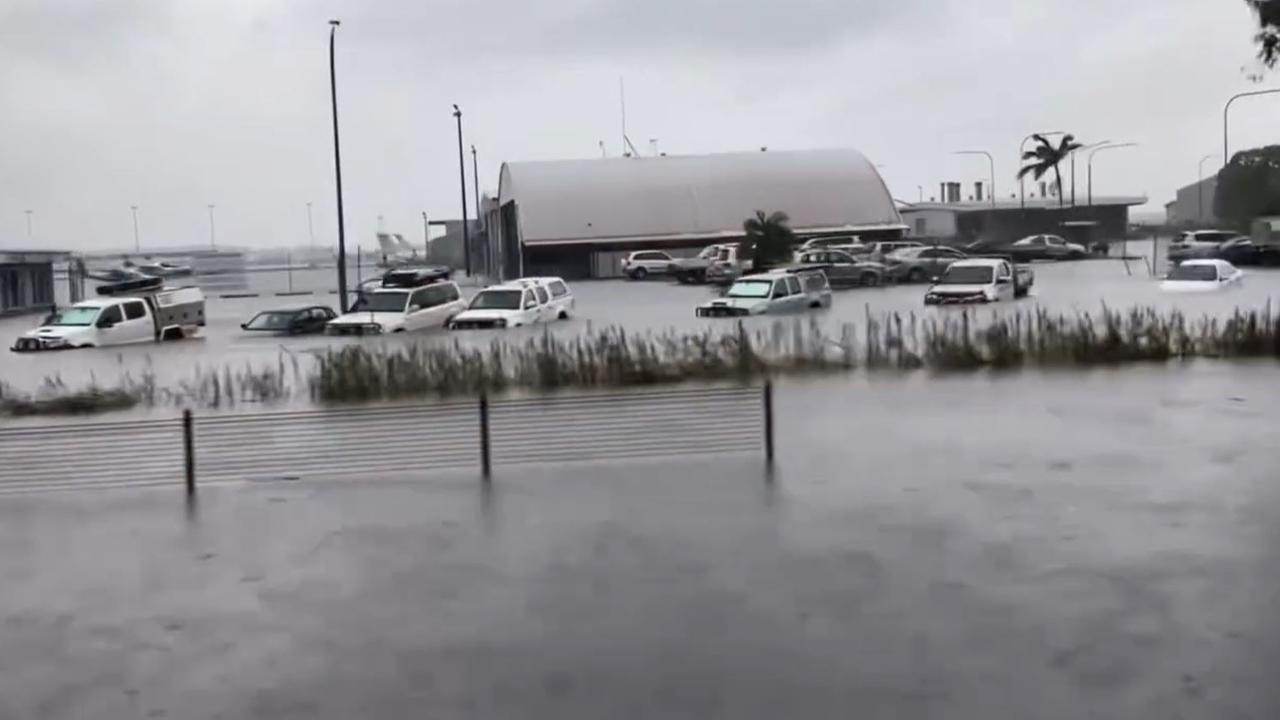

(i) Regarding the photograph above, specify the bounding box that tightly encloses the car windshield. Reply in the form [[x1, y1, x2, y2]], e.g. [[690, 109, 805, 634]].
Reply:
[[469, 289, 523, 310], [45, 306, 100, 326], [891, 248, 924, 259], [245, 311, 295, 330], [726, 280, 773, 298], [1168, 264, 1218, 281], [356, 291, 409, 313], [939, 266, 995, 284], [698, 246, 720, 259]]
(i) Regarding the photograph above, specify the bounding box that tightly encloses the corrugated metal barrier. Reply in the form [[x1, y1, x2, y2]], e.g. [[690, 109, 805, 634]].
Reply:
[[0, 384, 771, 495]]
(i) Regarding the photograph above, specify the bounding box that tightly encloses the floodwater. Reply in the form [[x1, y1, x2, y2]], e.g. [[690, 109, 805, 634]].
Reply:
[[2, 241, 1278, 398], [3, 366, 1280, 718]]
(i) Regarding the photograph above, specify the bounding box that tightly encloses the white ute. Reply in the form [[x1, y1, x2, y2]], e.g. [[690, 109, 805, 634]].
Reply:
[[924, 258, 1033, 305], [696, 270, 831, 317], [326, 269, 466, 335], [1160, 259, 1244, 293], [11, 277, 205, 352]]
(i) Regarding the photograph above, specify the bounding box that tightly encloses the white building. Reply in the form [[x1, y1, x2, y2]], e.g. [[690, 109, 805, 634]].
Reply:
[[485, 148, 905, 279]]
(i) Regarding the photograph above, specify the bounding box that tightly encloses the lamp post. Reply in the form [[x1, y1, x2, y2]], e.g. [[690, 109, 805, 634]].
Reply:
[[130, 205, 140, 252], [24, 210, 32, 241], [1224, 88, 1280, 166], [1087, 143, 1138, 206], [953, 150, 995, 208], [306, 201, 315, 263], [471, 144, 481, 230], [1068, 141, 1110, 207], [453, 104, 471, 277], [328, 19, 349, 306], [1198, 154, 1216, 224], [207, 204, 216, 248], [916, 185, 923, 202], [1019, 131, 1066, 209]]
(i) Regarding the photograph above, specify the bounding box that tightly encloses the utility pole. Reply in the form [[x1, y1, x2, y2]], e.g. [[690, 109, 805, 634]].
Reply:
[[207, 204, 216, 248], [329, 19, 349, 305], [306, 201, 315, 263], [453, 104, 471, 277], [24, 210, 32, 241], [131, 205, 140, 252], [471, 144, 481, 230]]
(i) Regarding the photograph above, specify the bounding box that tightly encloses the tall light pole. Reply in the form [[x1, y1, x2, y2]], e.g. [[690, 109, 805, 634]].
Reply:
[[24, 210, 32, 241], [916, 185, 923, 202], [470, 144, 481, 229], [207, 204, 216, 248], [453, 104, 471, 277], [306, 201, 315, 262], [1198, 154, 1216, 224], [1087, 142, 1138, 206], [1224, 88, 1280, 166], [1069, 141, 1110, 207], [328, 19, 349, 306], [130, 205, 140, 252], [953, 150, 995, 208], [1019, 130, 1066, 209]]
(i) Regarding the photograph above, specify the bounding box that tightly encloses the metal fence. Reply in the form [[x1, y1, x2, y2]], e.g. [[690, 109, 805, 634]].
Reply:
[[0, 384, 772, 495]]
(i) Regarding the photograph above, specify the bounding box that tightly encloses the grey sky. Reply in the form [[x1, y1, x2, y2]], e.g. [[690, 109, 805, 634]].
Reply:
[[0, 0, 1275, 251]]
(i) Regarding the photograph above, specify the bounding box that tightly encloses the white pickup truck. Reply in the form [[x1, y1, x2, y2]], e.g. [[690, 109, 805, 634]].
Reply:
[[923, 258, 1033, 305], [696, 270, 832, 317], [12, 278, 205, 352]]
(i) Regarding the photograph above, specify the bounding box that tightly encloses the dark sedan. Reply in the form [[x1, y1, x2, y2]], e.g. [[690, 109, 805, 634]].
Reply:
[[791, 250, 886, 288], [1215, 237, 1280, 267], [241, 306, 337, 335]]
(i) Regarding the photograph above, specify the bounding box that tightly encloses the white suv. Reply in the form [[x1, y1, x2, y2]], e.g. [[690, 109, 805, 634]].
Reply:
[[327, 280, 466, 335], [449, 278, 573, 329], [514, 277, 574, 319], [621, 250, 674, 279]]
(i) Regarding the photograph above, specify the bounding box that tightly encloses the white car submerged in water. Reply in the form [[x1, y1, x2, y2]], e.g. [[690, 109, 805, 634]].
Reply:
[[695, 270, 832, 317], [1159, 259, 1244, 293]]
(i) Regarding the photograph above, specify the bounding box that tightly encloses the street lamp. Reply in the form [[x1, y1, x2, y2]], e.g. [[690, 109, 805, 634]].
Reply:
[[207, 204, 216, 248], [1087, 142, 1138, 206], [453, 104, 471, 277], [328, 19, 349, 306], [1198, 154, 1216, 224], [131, 205, 140, 252], [1019, 131, 1066, 208], [953, 150, 995, 208], [1224, 88, 1280, 166], [1069, 141, 1110, 207], [471, 144, 481, 230]]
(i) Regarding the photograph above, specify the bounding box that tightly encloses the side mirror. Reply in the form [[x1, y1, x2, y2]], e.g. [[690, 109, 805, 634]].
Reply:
[[524, 301, 537, 310], [240, 322, 248, 330], [930, 276, 940, 283], [996, 276, 1012, 285], [409, 304, 422, 313], [96, 317, 116, 329]]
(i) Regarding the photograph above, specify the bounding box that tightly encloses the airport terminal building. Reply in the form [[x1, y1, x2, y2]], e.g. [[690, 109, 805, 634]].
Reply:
[[484, 148, 905, 280]]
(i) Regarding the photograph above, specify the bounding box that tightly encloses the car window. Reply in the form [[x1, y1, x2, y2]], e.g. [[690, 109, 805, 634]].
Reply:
[[99, 305, 123, 325], [771, 280, 791, 298], [523, 290, 538, 308], [549, 281, 568, 297], [785, 276, 802, 295], [122, 301, 146, 320], [411, 284, 457, 309], [829, 252, 853, 263], [534, 285, 549, 304]]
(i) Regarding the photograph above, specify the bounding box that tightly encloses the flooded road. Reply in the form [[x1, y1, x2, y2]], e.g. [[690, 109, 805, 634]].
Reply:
[[2, 365, 1279, 718]]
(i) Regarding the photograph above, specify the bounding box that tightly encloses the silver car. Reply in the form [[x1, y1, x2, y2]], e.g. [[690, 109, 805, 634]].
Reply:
[[792, 249, 887, 287], [885, 246, 968, 283]]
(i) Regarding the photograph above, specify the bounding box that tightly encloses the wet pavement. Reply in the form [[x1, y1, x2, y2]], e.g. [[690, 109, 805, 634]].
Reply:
[[3, 368, 1280, 718]]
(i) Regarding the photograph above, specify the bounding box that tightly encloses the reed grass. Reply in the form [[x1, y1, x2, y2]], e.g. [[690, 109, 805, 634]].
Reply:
[[5, 304, 1280, 415]]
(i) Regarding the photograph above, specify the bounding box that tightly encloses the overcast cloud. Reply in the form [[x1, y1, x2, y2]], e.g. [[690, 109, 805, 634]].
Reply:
[[0, 0, 1275, 251]]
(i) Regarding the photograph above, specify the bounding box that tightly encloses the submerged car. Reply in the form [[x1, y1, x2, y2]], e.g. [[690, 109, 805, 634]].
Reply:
[[1159, 259, 1243, 293], [241, 306, 337, 335], [326, 278, 466, 335], [790, 249, 886, 287], [695, 270, 831, 317], [924, 258, 1034, 305], [1007, 234, 1087, 261], [1167, 230, 1238, 262], [884, 246, 968, 283], [450, 277, 573, 329]]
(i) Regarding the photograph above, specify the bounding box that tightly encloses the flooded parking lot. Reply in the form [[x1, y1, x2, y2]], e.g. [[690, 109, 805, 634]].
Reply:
[[3, 248, 1279, 396]]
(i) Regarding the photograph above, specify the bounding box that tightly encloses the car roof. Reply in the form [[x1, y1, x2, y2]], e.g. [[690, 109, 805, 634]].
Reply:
[[1181, 258, 1231, 267], [951, 258, 1005, 267], [256, 305, 327, 313]]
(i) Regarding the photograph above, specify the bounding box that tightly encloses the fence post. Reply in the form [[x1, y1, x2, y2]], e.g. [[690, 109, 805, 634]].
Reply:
[[183, 409, 195, 496], [479, 394, 492, 479], [763, 381, 775, 465]]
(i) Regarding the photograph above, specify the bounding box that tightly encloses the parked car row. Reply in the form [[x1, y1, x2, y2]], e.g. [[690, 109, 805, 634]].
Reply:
[[1168, 229, 1280, 266], [238, 270, 577, 338]]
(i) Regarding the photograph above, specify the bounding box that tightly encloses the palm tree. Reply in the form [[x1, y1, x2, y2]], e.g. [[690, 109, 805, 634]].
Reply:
[[1018, 134, 1083, 208], [741, 210, 796, 273]]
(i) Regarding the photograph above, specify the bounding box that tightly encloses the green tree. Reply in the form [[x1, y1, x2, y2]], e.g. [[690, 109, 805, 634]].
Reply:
[[1245, 0, 1280, 68], [741, 210, 796, 273], [1017, 134, 1083, 208], [1214, 145, 1280, 230]]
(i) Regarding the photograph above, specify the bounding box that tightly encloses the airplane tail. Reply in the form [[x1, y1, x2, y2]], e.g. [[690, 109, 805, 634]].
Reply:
[[375, 232, 400, 259], [393, 234, 417, 256]]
